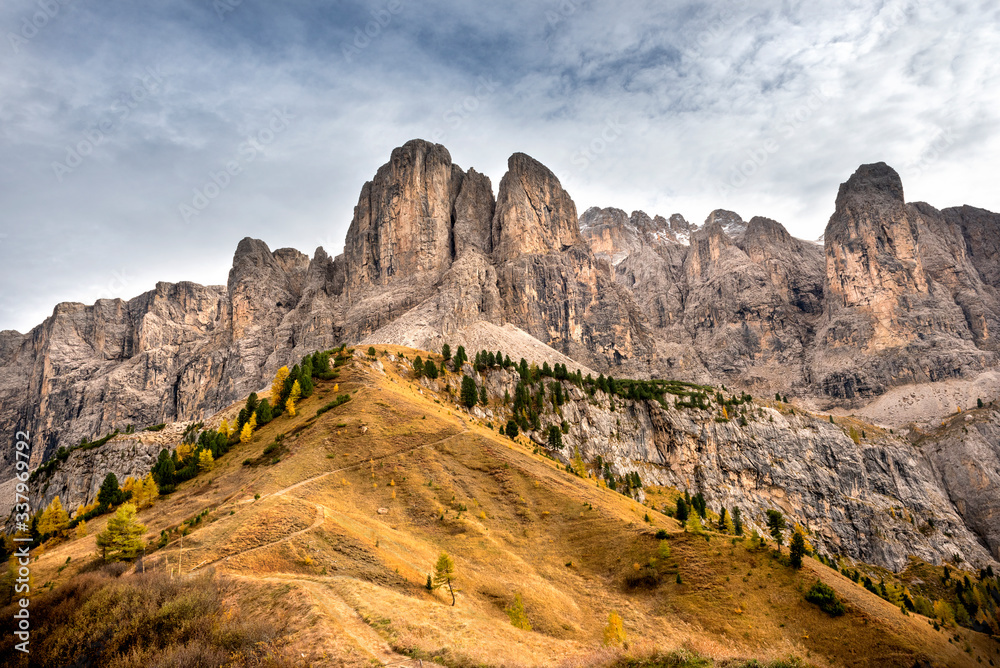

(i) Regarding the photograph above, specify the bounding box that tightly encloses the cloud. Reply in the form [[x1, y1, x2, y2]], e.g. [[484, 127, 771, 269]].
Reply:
[[0, 0, 998, 332]]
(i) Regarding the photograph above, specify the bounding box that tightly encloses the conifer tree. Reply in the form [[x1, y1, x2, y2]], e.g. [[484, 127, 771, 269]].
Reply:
[[285, 397, 297, 417], [413, 356, 424, 376], [424, 360, 438, 379], [38, 497, 69, 536], [240, 422, 254, 443], [97, 473, 124, 508], [479, 384, 488, 405], [790, 530, 806, 568], [766, 510, 786, 551], [602, 611, 626, 646], [460, 375, 479, 408], [75, 520, 87, 539], [432, 552, 457, 605], [289, 379, 302, 405], [506, 593, 532, 630], [255, 399, 272, 425], [271, 366, 290, 407], [717, 507, 728, 532], [198, 449, 214, 471], [733, 507, 744, 536], [442, 343, 451, 361], [95, 503, 145, 562], [675, 498, 689, 527]]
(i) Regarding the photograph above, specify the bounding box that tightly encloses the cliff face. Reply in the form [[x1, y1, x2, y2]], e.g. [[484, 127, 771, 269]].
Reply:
[[2, 142, 1000, 567], [493, 373, 996, 571]]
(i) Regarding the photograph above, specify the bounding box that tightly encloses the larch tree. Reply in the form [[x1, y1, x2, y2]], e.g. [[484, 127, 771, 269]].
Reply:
[[271, 366, 290, 406], [95, 503, 146, 562], [432, 552, 457, 606], [38, 496, 69, 535], [198, 449, 214, 471], [240, 422, 254, 443], [602, 611, 626, 645]]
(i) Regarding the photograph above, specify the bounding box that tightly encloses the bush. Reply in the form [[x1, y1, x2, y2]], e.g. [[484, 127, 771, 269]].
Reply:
[[805, 581, 845, 616]]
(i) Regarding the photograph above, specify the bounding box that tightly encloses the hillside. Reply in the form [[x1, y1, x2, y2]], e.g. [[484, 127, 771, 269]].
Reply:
[[5, 348, 999, 667]]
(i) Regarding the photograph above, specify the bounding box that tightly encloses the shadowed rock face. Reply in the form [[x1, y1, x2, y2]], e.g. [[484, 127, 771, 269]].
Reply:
[[2, 143, 1000, 569]]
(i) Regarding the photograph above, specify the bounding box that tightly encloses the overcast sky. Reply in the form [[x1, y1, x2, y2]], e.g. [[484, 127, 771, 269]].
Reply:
[[1, 0, 998, 333]]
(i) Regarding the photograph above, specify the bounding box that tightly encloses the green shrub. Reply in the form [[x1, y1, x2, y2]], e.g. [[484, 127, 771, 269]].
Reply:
[[804, 581, 845, 616]]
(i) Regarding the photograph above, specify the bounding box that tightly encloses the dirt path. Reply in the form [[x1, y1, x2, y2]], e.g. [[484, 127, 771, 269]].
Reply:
[[189, 428, 469, 571]]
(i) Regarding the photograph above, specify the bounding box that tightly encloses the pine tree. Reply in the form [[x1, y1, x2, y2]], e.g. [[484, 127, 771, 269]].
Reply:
[[432, 552, 457, 605], [766, 510, 786, 550], [675, 498, 689, 527], [454, 346, 467, 367], [424, 360, 438, 379], [255, 399, 273, 425], [506, 593, 532, 630], [460, 376, 478, 408], [198, 449, 214, 471], [367, 346, 376, 357], [442, 343, 451, 361], [95, 503, 145, 562], [240, 422, 253, 443], [413, 356, 424, 376], [733, 507, 744, 536], [717, 507, 728, 532], [97, 473, 123, 508], [505, 419, 518, 439], [479, 385, 488, 405], [790, 530, 806, 568]]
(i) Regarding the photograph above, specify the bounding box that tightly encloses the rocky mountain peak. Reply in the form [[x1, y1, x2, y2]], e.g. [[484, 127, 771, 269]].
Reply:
[[705, 209, 747, 241], [343, 138, 460, 292], [492, 152, 581, 260], [743, 216, 793, 247]]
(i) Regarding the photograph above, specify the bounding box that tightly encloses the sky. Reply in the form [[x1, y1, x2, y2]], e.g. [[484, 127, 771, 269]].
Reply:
[[1, 0, 998, 333]]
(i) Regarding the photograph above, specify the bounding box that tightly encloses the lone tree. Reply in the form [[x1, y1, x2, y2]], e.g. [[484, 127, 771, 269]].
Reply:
[[733, 507, 744, 536], [602, 611, 626, 646], [717, 507, 728, 532], [505, 419, 519, 439], [789, 530, 806, 568], [675, 498, 689, 528], [766, 509, 787, 552], [460, 375, 479, 408], [506, 593, 532, 631], [432, 552, 457, 605], [95, 503, 146, 562]]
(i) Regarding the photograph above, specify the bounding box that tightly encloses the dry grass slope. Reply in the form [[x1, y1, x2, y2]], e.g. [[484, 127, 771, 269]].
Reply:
[[5, 346, 999, 667]]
